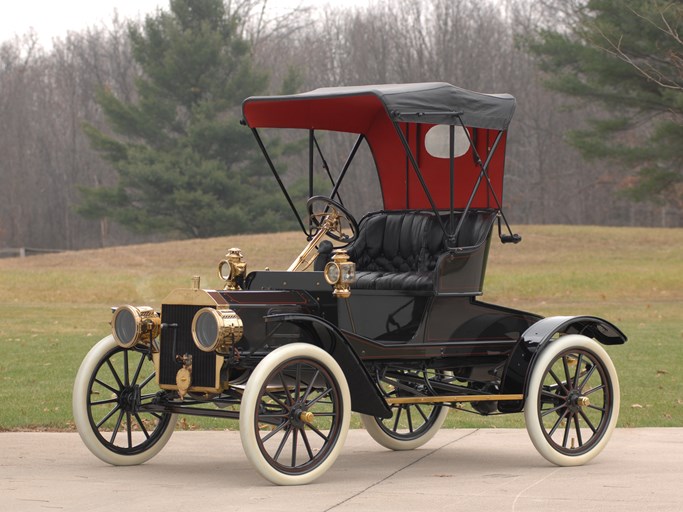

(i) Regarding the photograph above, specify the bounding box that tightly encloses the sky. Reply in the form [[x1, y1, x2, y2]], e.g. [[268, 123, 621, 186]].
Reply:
[[0, 0, 364, 48]]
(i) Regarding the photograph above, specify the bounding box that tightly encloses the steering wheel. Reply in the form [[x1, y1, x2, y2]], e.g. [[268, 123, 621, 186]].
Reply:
[[306, 196, 359, 244]]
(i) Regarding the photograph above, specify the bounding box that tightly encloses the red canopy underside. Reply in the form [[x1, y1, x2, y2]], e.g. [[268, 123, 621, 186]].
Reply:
[[243, 94, 507, 211]]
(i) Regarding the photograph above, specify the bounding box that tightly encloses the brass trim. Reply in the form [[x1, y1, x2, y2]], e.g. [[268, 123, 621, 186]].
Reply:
[[176, 367, 192, 400], [288, 225, 330, 272], [161, 287, 229, 307], [385, 393, 524, 405], [288, 211, 345, 272], [577, 396, 591, 407]]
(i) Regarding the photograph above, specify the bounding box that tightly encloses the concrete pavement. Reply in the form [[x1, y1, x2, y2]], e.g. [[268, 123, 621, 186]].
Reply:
[[1, 428, 682, 511]]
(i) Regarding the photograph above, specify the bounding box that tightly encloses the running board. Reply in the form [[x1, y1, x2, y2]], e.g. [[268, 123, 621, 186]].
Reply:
[[385, 394, 523, 405]]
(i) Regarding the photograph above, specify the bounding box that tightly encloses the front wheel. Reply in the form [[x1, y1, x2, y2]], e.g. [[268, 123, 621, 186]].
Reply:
[[525, 334, 620, 466], [73, 335, 176, 466], [239, 343, 351, 485]]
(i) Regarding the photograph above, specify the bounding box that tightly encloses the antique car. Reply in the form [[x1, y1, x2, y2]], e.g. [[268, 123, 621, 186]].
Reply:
[[73, 83, 626, 485]]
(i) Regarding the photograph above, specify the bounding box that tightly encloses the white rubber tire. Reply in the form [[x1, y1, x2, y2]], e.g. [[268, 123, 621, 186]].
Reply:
[[524, 334, 620, 466], [239, 343, 351, 485], [359, 406, 448, 451], [73, 335, 176, 466]]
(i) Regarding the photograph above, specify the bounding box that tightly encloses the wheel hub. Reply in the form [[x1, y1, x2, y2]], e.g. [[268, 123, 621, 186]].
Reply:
[[119, 385, 141, 413], [566, 389, 590, 413], [289, 405, 312, 428]]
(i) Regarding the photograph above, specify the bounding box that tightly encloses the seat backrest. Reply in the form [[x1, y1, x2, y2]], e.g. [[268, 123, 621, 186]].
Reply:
[[348, 209, 497, 274], [348, 211, 443, 273]]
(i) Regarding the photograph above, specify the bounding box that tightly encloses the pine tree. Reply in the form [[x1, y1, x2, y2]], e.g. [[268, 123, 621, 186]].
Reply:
[[527, 0, 683, 210], [79, 0, 292, 238]]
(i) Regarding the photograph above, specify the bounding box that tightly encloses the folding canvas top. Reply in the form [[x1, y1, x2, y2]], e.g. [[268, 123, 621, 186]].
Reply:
[[242, 83, 516, 212], [242, 82, 516, 131]]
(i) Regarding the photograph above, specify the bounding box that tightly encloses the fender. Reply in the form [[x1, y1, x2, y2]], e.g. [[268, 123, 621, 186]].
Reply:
[[265, 313, 392, 419], [498, 315, 627, 413]]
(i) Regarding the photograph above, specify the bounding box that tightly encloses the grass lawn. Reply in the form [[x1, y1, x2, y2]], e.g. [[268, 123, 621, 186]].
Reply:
[[0, 225, 681, 431]]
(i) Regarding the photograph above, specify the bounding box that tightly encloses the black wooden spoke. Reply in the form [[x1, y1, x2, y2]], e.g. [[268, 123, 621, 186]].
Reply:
[[294, 364, 301, 402], [123, 350, 130, 387], [578, 364, 598, 392], [541, 389, 565, 400], [310, 412, 336, 418], [573, 413, 583, 447], [562, 355, 573, 389], [588, 404, 607, 413], [139, 393, 158, 402], [414, 404, 430, 423], [548, 408, 569, 437], [134, 413, 151, 439], [138, 371, 156, 391], [93, 378, 120, 396], [584, 384, 606, 396], [578, 408, 598, 434], [265, 391, 289, 411], [392, 406, 403, 432], [95, 404, 121, 428], [148, 411, 163, 420], [273, 427, 292, 461], [562, 412, 573, 448], [277, 372, 293, 406], [91, 397, 119, 406], [300, 428, 315, 461], [259, 412, 288, 420], [307, 423, 330, 442], [541, 403, 567, 417], [261, 420, 290, 443], [110, 410, 125, 444], [131, 352, 146, 387], [305, 387, 332, 408], [574, 353, 584, 385], [406, 405, 414, 433], [302, 369, 320, 403], [105, 360, 124, 390], [548, 368, 569, 394], [291, 428, 298, 467], [126, 412, 133, 448]]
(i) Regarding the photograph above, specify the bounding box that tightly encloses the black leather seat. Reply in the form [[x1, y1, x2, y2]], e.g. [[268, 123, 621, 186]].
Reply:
[[346, 210, 496, 292], [347, 211, 442, 291]]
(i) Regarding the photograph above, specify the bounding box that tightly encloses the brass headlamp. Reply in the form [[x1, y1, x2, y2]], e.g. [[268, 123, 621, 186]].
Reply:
[[323, 250, 356, 298], [111, 305, 161, 349], [191, 306, 243, 353]]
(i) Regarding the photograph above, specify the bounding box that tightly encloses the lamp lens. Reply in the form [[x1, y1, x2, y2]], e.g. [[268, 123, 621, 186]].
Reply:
[[219, 260, 232, 280], [195, 310, 218, 350], [114, 308, 136, 346], [325, 263, 340, 284]]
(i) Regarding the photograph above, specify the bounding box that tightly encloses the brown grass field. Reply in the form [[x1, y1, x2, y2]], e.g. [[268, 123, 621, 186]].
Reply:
[[0, 225, 681, 430]]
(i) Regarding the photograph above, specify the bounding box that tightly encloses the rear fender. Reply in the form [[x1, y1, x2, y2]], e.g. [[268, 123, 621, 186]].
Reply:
[[498, 315, 627, 413], [265, 313, 392, 419]]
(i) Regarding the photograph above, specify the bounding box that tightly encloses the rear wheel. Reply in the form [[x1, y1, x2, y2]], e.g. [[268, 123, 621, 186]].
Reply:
[[360, 368, 449, 451], [525, 334, 619, 466], [73, 335, 176, 466], [239, 343, 350, 485]]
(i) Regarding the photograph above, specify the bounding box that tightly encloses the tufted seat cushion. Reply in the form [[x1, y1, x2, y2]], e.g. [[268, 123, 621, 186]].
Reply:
[[347, 211, 445, 291]]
